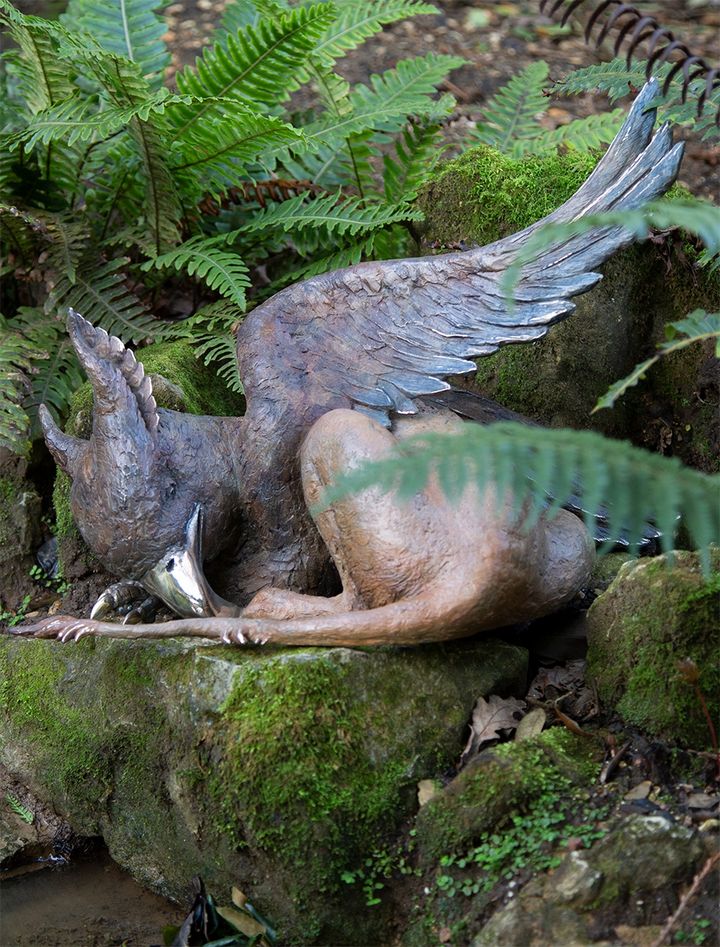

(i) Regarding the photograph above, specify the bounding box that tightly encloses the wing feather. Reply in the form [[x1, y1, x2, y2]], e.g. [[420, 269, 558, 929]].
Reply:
[[237, 80, 683, 427]]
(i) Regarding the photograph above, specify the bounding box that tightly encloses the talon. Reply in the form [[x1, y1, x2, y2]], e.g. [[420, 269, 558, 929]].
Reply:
[[91, 581, 149, 622], [122, 596, 159, 625]]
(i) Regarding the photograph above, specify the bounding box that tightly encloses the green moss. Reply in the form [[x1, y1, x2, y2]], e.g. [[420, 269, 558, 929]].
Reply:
[[417, 145, 598, 247], [0, 640, 113, 825], [212, 653, 432, 885], [587, 550, 720, 748], [415, 729, 601, 860]]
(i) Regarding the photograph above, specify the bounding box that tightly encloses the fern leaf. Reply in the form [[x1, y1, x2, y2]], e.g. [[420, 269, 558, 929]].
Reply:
[[46, 257, 158, 342], [594, 311, 720, 412], [299, 0, 438, 78], [301, 53, 463, 147], [554, 59, 654, 102], [15, 89, 186, 151], [169, 301, 244, 393], [0, 2, 73, 115], [60, 0, 170, 88], [383, 120, 444, 202], [10, 306, 85, 439], [321, 422, 720, 562], [240, 189, 423, 238], [141, 235, 250, 308], [59, 49, 182, 252], [513, 108, 626, 158], [283, 232, 377, 282], [470, 61, 549, 155], [0, 315, 39, 453], [171, 3, 337, 131], [171, 107, 309, 201], [219, 1, 261, 35]]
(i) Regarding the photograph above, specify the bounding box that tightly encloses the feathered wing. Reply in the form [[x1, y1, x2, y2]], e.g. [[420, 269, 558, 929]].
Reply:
[[237, 80, 684, 426]]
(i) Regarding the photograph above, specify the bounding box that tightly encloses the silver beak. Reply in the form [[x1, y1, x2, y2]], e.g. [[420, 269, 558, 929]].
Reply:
[[141, 505, 240, 618]]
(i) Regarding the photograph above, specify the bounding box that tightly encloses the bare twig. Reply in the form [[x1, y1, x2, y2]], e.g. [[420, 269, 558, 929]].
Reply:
[[600, 739, 631, 784]]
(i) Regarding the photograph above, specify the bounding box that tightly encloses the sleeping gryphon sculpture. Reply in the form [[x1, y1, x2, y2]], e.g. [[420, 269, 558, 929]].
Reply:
[[18, 81, 683, 649]]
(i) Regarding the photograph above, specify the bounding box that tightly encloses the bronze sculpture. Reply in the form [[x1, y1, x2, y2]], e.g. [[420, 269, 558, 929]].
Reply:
[[18, 81, 683, 648]]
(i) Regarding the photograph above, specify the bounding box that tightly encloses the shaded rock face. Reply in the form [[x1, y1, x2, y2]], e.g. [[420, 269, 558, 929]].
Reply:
[[0, 635, 527, 945], [418, 147, 720, 473], [586, 549, 720, 749], [471, 814, 707, 947]]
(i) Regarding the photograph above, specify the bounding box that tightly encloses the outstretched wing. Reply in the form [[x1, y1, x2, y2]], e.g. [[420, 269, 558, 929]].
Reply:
[[237, 81, 684, 427]]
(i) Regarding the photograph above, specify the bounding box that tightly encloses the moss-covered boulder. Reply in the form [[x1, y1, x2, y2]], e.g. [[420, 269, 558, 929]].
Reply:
[[53, 340, 245, 583], [417, 147, 720, 472], [415, 729, 600, 861], [586, 549, 720, 748], [471, 814, 706, 946], [0, 634, 526, 945]]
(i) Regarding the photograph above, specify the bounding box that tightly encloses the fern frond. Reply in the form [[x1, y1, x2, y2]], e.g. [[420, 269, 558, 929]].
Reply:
[[309, 53, 463, 141], [554, 59, 657, 102], [300, 0, 438, 77], [141, 235, 250, 308], [555, 57, 720, 138], [170, 301, 244, 393], [60, 0, 170, 88], [241, 189, 423, 238], [56, 49, 182, 252], [0, 204, 45, 264], [10, 306, 84, 439], [595, 311, 720, 412], [0, 2, 73, 114], [171, 107, 309, 201], [38, 211, 87, 283], [283, 231, 377, 282], [219, 0, 261, 35], [171, 3, 336, 132], [46, 257, 158, 342], [322, 422, 720, 564], [15, 89, 186, 151], [0, 314, 39, 453], [514, 108, 626, 157], [383, 120, 444, 202], [470, 61, 549, 155]]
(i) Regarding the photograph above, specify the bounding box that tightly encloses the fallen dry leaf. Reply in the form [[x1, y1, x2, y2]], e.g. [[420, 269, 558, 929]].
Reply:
[[417, 779, 441, 808], [515, 706, 546, 742], [461, 694, 526, 764], [527, 659, 597, 720]]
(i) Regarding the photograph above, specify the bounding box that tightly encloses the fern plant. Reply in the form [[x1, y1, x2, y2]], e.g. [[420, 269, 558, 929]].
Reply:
[[467, 60, 626, 157], [0, 0, 462, 453]]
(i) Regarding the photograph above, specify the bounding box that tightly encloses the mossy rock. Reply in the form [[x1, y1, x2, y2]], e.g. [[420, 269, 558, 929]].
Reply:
[[417, 147, 720, 472], [415, 728, 601, 860], [471, 814, 705, 946], [52, 340, 245, 577], [0, 634, 526, 945], [416, 145, 598, 248], [586, 549, 720, 748]]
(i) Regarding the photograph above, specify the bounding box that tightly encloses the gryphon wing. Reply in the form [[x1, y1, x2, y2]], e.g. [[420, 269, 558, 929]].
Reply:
[[237, 81, 684, 427]]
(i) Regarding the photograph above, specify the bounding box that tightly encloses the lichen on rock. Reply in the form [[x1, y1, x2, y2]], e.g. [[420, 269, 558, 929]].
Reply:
[[586, 549, 720, 748]]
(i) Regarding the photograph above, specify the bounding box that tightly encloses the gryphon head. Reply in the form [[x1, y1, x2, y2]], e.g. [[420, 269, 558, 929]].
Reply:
[[40, 310, 241, 615]]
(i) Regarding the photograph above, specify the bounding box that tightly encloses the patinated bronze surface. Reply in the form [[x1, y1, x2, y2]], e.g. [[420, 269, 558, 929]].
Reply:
[[19, 81, 683, 648]]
